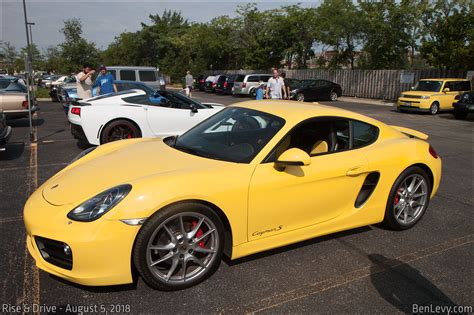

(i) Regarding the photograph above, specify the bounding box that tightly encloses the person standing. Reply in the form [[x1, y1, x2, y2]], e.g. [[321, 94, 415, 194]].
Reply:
[[76, 64, 95, 100], [255, 81, 266, 100], [280, 72, 291, 100], [96, 65, 117, 95], [266, 69, 286, 100], [185, 70, 194, 98]]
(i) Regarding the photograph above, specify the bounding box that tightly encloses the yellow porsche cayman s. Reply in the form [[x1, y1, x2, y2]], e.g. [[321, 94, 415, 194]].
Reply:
[[24, 101, 441, 290]]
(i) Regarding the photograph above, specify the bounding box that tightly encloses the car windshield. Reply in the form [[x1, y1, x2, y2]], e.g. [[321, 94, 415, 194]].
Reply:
[[171, 107, 285, 163], [413, 81, 443, 92]]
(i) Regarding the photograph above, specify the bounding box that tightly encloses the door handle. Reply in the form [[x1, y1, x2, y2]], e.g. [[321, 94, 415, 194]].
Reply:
[[346, 165, 368, 176]]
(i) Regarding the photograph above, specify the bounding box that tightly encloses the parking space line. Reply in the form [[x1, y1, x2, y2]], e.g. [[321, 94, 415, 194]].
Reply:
[[19, 112, 40, 308], [229, 234, 473, 314], [0, 216, 23, 223], [0, 162, 68, 173]]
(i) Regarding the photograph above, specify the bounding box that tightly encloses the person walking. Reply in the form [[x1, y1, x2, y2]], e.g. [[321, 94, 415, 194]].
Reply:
[[185, 70, 194, 98], [266, 69, 286, 100], [76, 63, 95, 100], [96, 65, 117, 95], [255, 81, 266, 100]]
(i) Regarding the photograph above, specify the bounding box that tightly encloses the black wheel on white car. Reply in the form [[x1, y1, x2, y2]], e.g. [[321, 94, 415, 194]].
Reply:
[[133, 202, 225, 291], [382, 166, 431, 230], [250, 88, 256, 98], [429, 102, 439, 115], [101, 120, 141, 144]]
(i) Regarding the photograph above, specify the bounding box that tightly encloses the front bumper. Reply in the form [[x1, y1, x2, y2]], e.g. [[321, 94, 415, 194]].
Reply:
[[24, 191, 140, 286], [397, 98, 431, 111]]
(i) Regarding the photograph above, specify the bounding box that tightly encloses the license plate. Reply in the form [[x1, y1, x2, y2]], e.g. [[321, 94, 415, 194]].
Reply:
[[403, 102, 411, 106]]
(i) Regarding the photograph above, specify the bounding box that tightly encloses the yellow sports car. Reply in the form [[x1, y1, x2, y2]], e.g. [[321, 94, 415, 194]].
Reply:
[[24, 101, 441, 290]]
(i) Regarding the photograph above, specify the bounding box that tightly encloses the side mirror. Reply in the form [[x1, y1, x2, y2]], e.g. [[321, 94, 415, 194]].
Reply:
[[443, 88, 450, 93], [410, 86, 415, 90], [190, 104, 198, 113], [275, 148, 311, 168]]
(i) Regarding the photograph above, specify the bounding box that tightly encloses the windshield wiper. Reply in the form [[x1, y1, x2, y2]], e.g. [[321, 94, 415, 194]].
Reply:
[[174, 145, 212, 159]]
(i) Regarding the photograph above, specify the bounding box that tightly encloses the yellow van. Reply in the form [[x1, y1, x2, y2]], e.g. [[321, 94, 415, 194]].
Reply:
[[397, 78, 471, 115]]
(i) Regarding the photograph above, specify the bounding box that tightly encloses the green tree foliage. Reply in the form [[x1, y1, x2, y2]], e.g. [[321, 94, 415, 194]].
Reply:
[[59, 18, 100, 74], [0, 41, 18, 73], [419, 0, 474, 70]]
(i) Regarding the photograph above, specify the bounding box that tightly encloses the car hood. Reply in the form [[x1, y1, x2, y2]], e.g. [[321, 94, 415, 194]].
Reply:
[[42, 138, 226, 206], [400, 90, 437, 96]]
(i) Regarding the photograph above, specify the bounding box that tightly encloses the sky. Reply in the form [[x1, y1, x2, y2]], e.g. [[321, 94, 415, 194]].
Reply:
[[1, 0, 321, 52]]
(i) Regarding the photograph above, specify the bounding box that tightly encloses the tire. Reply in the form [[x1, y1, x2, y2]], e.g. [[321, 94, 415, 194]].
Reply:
[[250, 89, 256, 98], [429, 102, 439, 115], [133, 202, 225, 291], [329, 91, 338, 102], [382, 166, 431, 230], [398, 108, 407, 113], [100, 120, 141, 144], [296, 93, 305, 102], [453, 110, 468, 120]]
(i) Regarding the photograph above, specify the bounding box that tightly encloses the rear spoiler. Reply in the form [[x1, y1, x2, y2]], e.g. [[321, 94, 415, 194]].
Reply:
[[391, 125, 428, 140], [70, 100, 90, 106]]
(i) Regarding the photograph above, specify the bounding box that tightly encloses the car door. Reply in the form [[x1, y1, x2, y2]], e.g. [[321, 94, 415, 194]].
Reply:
[[248, 118, 369, 240], [437, 81, 459, 110], [145, 91, 212, 136]]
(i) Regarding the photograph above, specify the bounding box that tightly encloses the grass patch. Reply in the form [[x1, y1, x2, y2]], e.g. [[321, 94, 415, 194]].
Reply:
[[35, 87, 50, 98]]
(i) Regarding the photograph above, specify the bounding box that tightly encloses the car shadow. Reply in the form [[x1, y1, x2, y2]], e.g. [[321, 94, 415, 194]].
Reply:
[[368, 254, 461, 313], [438, 113, 474, 122], [37, 129, 66, 142], [75, 139, 94, 150], [0, 142, 25, 160], [6, 117, 44, 127], [224, 226, 372, 266], [49, 274, 138, 294]]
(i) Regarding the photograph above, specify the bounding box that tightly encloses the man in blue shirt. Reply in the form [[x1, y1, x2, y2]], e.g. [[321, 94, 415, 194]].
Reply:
[[96, 65, 117, 95]]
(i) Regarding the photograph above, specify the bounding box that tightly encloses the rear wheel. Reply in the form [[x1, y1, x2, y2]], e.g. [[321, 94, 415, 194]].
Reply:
[[383, 166, 431, 230], [329, 91, 338, 102], [133, 203, 224, 290], [100, 120, 141, 144], [250, 89, 256, 98], [296, 93, 305, 102], [429, 102, 439, 115]]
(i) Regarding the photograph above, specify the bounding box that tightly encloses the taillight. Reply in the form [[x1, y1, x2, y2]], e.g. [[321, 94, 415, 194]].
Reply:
[[22, 100, 28, 108], [224, 82, 228, 88], [71, 107, 81, 116], [200, 80, 204, 83], [212, 83, 216, 87], [429, 145, 438, 159], [454, 94, 461, 100], [242, 83, 246, 88]]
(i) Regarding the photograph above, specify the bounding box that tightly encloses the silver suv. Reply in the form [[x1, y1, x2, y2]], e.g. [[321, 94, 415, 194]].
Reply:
[[232, 74, 272, 97], [105, 66, 166, 90]]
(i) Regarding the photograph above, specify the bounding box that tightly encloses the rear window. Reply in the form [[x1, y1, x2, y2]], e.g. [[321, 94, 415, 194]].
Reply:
[[120, 70, 136, 81], [450, 81, 471, 91], [235, 75, 246, 82], [353, 121, 378, 148], [139, 70, 156, 82], [0, 80, 11, 89], [217, 76, 227, 82]]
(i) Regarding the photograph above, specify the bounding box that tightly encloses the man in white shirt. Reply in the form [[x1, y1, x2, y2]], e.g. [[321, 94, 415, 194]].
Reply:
[[76, 64, 95, 100], [266, 69, 286, 100]]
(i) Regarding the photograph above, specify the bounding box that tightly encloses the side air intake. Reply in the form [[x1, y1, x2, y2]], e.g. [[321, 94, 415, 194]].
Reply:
[[355, 172, 380, 208]]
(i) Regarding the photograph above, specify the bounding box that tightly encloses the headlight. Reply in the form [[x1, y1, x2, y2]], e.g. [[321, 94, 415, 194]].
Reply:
[[67, 184, 132, 222], [70, 146, 96, 164], [420, 95, 430, 99]]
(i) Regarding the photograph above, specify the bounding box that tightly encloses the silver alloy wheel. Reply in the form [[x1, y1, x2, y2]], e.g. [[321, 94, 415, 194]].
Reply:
[[330, 91, 338, 101], [393, 174, 428, 225], [145, 212, 219, 283], [296, 93, 304, 102], [430, 103, 439, 115]]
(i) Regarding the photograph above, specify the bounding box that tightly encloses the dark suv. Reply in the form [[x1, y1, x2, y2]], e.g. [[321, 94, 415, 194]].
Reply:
[[453, 91, 474, 120], [215, 74, 238, 94]]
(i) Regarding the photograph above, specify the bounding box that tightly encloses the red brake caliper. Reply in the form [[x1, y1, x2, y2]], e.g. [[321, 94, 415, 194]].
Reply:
[[127, 134, 132, 139], [394, 188, 401, 205], [191, 221, 205, 248]]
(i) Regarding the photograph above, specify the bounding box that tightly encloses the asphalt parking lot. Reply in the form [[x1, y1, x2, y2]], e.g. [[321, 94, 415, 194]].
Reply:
[[1, 91, 472, 313]]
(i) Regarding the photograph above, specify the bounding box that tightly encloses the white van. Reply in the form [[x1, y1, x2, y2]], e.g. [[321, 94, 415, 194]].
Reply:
[[105, 66, 166, 90]]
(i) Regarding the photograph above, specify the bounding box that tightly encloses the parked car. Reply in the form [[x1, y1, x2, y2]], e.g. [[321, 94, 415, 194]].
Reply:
[[0, 78, 37, 119], [452, 91, 474, 120], [103, 66, 166, 91], [41, 75, 61, 88], [50, 76, 77, 102], [68, 89, 225, 145], [290, 79, 342, 102], [397, 78, 471, 115], [205, 75, 223, 93], [0, 109, 12, 151], [193, 74, 206, 91], [216, 74, 238, 95], [25, 100, 441, 290], [232, 74, 272, 97]]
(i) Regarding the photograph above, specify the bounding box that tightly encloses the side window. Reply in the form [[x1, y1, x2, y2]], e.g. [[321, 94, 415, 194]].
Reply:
[[334, 120, 350, 151], [443, 81, 454, 91], [139, 70, 156, 82], [460, 81, 471, 91], [120, 70, 136, 81], [108, 70, 116, 79], [452, 81, 470, 91], [247, 76, 259, 82], [352, 121, 378, 148]]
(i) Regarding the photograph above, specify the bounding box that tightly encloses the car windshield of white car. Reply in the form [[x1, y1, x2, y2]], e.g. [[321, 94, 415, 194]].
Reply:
[[172, 107, 285, 163], [89, 90, 138, 101]]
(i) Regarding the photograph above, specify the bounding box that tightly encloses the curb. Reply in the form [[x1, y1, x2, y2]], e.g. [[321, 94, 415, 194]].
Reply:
[[338, 97, 395, 107]]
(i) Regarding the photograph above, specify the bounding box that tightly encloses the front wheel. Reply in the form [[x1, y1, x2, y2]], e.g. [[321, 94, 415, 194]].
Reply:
[[100, 120, 141, 144], [382, 166, 431, 230], [296, 93, 305, 102], [133, 203, 225, 291], [429, 102, 439, 115]]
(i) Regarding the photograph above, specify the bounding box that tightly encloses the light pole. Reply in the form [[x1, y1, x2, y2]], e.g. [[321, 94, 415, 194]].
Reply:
[[22, 0, 35, 142]]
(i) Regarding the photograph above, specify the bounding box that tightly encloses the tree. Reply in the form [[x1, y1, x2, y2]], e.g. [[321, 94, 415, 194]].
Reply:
[[59, 18, 100, 73], [20, 43, 43, 70], [43, 46, 64, 73], [0, 41, 18, 73], [419, 0, 474, 70]]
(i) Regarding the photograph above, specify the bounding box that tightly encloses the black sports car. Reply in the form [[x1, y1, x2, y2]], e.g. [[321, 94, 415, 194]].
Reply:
[[290, 79, 342, 102], [453, 91, 474, 120]]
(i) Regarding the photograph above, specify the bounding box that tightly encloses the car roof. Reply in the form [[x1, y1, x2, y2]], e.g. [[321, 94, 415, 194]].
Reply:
[[420, 78, 469, 81], [106, 66, 156, 70], [232, 100, 381, 126]]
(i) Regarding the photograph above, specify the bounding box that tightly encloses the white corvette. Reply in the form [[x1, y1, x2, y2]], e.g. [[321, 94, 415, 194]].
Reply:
[[68, 90, 225, 145]]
